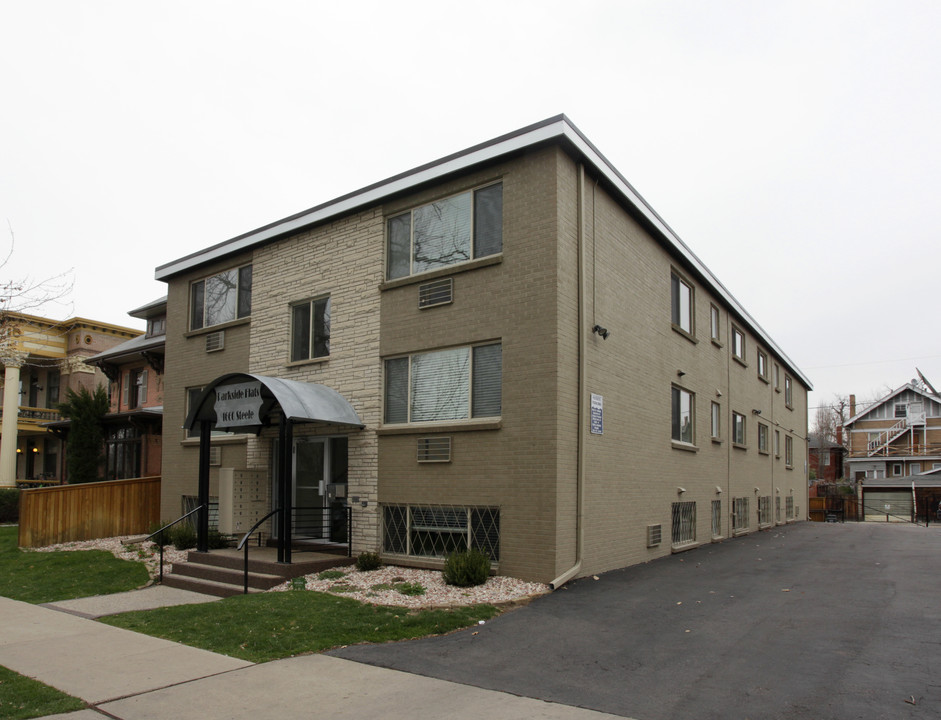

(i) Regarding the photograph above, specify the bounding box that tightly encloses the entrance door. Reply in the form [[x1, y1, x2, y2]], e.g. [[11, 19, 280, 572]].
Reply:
[[294, 438, 328, 540]]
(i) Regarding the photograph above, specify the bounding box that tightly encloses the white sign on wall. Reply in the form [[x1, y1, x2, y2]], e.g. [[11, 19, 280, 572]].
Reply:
[[214, 381, 263, 428], [590, 393, 604, 435]]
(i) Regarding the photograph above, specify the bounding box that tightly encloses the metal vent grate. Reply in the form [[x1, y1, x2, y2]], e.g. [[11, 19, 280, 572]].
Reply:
[[208, 447, 222, 466], [647, 524, 662, 548], [205, 331, 225, 353], [417, 436, 451, 462], [419, 278, 453, 308]]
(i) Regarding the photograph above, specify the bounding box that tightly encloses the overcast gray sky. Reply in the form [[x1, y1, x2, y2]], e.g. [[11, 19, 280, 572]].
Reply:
[[2, 0, 939, 413]]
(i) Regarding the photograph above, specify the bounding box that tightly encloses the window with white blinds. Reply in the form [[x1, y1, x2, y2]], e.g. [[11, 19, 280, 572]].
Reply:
[[384, 343, 502, 424]]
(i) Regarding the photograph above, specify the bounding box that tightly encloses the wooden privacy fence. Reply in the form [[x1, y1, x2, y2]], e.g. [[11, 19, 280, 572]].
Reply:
[[18, 476, 161, 548]]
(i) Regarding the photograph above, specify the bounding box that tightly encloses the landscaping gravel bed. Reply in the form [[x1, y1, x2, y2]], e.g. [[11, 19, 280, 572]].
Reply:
[[29, 538, 551, 608]]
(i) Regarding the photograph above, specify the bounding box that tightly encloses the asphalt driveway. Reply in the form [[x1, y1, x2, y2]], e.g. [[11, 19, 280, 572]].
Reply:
[[330, 522, 941, 720]]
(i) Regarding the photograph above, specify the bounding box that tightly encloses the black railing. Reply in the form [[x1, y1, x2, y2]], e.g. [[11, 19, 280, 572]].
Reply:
[[138, 505, 205, 583], [237, 507, 282, 595], [236, 505, 352, 594]]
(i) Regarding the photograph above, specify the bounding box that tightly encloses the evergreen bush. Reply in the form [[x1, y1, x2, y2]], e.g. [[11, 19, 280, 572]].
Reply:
[[355, 551, 382, 571], [0, 488, 19, 523], [443, 548, 491, 587]]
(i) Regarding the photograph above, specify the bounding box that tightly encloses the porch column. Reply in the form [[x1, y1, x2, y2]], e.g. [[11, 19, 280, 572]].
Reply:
[[0, 356, 24, 488], [197, 419, 210, 552], [278, 418, 293, 564]]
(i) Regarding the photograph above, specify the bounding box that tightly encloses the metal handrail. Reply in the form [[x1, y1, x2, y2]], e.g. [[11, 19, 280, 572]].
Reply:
[[134, 505, 205, 583], [237, 507, 283, 595]]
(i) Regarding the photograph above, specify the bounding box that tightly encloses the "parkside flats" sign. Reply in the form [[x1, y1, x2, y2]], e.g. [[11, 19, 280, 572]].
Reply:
[[214, 381, 263, 427]]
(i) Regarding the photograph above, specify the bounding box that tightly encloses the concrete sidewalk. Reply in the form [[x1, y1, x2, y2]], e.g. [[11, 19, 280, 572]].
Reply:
[[0, 596, 625, 720]]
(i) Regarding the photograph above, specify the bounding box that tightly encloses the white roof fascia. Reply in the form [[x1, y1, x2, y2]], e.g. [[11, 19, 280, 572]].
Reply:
[[155, 115, 811, 388]]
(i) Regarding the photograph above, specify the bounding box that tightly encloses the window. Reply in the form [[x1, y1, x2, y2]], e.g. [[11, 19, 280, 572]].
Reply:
[[774, 429, 781, 457], [732, 411, 746, 446], [758, 423, 769, 454], [384, 343, 502, 424], [671, 387, 694, 445], [291, 297, 331, 362], [784, 375, 793, 408], [670, 272, 693, 335], [774, 363, 781, 391], [383, 504, 500, 560], [711, 402, 721, 441], [190, 265, 252, 330], [710, 305, 720, 343], [711, 499, 722, 538], [125, 368, 148, 409], [757, 349, 768, 381], [786, 495, 795, 520], [775, 496, 782, 524], [733, 497, 749, 533], [185, 387, 235, 438], [387, 183, 502, 280], [785, 435, 793, 467], [823, 453, 831, 466], [671, 501, 696, 548], [105, 426, 141, 480], [895, 403, 907, 418], [45, 370, 60, 409], [146, 316, 166, 337], [892, 463, 902, 476], [732, 327, 745, 362], [758, 496, 772, 527]]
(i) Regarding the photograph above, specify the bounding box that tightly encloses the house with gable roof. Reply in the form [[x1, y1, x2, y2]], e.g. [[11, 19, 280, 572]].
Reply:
[[844, 372, 941, 520]]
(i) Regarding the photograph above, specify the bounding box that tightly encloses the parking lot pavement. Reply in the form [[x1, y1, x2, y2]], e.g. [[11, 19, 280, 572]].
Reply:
[[330, 522, 941, 720]]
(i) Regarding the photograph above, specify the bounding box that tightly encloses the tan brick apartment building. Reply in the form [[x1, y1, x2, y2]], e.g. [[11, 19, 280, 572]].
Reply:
[[155, 116, 811, 584]]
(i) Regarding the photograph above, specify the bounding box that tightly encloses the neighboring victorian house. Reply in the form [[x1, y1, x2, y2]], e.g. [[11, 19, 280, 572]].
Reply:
[[0, 312, 138, 487], [844, 375, 941, 520], [809, 427, 846, 483], [154, 115, 812, 585], [85, 298, 166, 481]]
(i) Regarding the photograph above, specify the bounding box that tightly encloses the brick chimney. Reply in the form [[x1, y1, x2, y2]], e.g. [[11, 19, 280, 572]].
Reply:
[[836, 425, 843, 446], [849, 394, 856, 418]]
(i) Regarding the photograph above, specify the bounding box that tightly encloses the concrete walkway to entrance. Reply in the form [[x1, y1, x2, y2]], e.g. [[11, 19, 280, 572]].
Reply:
[[0, 595, 625, 720]]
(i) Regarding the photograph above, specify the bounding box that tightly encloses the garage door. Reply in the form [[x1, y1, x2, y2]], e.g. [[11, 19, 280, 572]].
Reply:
[[863, 490, 913, 521]]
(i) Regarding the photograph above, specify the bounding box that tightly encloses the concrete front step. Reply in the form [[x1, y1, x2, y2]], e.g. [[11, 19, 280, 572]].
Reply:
[[161, 548, 355, 598], [163, 574, 263, 598], [170, 561, 285, 590]]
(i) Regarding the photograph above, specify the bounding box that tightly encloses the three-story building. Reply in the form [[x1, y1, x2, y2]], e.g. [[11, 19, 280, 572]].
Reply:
[[155, 116, 811, 583]]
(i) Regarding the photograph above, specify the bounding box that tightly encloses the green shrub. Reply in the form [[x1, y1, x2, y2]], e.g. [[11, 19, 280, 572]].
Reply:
[[207, 527, 231, 549], [148, 521, 172, 549], [0, 488, 19, 523], [394, 581, 425, 596], [170, 523, 197, 550], [443, 548, 491, 587], [318, 569, 347, 580], [355, 551, 382, 571]]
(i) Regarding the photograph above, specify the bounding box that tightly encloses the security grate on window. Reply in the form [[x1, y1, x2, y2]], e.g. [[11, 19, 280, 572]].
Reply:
[[382, 504, 499, 561], [418, 278, 454, 308], [733, 497, 750, 532], [417, 436, 451, 462], [758, 496, 772, 527], [205, 330, 225, 353], [711, 499, 722, 539], [671, 502, 696, 548]]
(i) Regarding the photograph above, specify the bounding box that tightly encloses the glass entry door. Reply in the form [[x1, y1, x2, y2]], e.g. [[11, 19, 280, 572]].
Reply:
[[294, 438, 328, 540]]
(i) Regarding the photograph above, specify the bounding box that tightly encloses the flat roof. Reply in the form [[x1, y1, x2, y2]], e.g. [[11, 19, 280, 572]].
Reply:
[[155, 115, 811, 389]]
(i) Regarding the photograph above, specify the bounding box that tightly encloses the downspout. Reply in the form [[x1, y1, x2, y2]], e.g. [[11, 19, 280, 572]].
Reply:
[[550, 163, 586, 590]]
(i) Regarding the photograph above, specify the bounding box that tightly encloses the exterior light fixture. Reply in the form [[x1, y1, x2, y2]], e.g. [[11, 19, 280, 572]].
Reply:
[[592, 325, 610, 340]]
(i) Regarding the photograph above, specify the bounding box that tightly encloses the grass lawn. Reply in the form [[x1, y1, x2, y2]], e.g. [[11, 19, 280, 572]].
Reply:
[[0, 526, 149, 604], [101, 590, 500, 662], [0, 665, 85, 720]]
